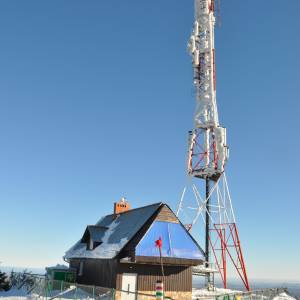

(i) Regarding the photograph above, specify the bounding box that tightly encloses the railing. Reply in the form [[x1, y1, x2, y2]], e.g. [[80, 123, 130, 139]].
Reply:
[[193, 262, 219, 274], [9, 272, 292, 300]]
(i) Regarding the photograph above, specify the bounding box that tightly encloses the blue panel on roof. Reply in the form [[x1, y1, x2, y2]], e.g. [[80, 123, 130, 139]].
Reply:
[[136, 221, 205, 260]]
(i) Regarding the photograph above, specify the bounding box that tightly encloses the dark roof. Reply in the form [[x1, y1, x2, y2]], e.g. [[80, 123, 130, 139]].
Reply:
[[65, 203, 162, 260]]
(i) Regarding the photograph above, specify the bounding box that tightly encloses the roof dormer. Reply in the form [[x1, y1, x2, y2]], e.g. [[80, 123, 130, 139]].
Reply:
[[81, 225, 107, 250]]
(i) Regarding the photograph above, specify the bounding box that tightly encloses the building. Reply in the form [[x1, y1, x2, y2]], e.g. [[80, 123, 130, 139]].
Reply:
[[46, 264, 76, 283], [64, 199, 205, 300]]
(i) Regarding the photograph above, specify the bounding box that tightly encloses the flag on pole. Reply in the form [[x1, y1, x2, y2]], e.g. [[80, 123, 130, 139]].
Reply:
[[155, 237, 165, 279]]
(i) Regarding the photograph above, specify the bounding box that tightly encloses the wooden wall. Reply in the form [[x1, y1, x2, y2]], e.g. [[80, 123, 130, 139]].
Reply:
[[70, 259, 192, 292], [155, 205, 179, 223], [70, 259, 118, 288], [116, 263, 192, 292]]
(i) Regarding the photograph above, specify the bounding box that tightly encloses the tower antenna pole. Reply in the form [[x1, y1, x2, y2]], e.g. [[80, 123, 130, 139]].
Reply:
[[205, 176, 211, 286], [180, 0, 250, 290]]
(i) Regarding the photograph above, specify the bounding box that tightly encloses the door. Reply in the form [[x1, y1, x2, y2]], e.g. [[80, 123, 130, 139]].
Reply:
[[121, 273, 137, 300]]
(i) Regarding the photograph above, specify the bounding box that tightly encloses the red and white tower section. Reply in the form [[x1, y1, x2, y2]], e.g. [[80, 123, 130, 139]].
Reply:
[[188, 0, 228, 179], [177, 0, 250, 291]]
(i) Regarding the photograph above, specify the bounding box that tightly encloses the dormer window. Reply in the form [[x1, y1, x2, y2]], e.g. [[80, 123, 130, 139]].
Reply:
[[81, 225, 107, 250]]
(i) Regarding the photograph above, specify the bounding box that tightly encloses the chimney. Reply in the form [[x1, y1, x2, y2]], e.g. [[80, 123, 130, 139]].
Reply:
[[114, 197, 131, 215]]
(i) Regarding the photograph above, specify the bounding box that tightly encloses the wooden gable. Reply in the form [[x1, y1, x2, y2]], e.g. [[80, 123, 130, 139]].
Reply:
[[155, 204, 179, 223]]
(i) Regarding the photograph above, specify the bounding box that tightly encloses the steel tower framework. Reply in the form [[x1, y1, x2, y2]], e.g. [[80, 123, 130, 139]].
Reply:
[[177, 0, 250, 290]]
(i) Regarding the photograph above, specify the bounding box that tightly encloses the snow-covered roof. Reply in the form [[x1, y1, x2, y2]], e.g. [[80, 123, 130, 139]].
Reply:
[[64, 203, 162, 260]]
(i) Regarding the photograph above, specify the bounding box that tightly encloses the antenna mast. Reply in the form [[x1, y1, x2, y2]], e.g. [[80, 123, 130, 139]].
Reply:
[[177, 0, 250, 290]]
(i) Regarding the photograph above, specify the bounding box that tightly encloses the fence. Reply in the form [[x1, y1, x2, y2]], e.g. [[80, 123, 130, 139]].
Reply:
[[9, 272, 291, 300], [10, 273, 162, 299], [32, 280, 168, 299], [10, 273, 113, 299]]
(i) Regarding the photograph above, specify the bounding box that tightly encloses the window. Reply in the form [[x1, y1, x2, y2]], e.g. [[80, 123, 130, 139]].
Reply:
[[78, 261, 84, 276], [87, 239, 102, 250], [94, 241, 102, 248]]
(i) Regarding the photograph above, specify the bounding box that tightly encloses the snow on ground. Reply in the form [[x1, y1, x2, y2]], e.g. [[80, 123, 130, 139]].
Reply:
[[0, 288, 33, 299], [0, 288, 296, 300], [0, 287, 111, 300], [192, 288, 297, 300], [193, 287, 241, 299], [273, 293, 296, 300]]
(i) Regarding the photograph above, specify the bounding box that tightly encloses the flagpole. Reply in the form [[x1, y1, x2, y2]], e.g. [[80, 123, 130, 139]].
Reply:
[[159, 246, 165, 280]]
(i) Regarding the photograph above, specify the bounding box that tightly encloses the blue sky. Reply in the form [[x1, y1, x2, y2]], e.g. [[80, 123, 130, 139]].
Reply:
[[0, 0, 299, 282]]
